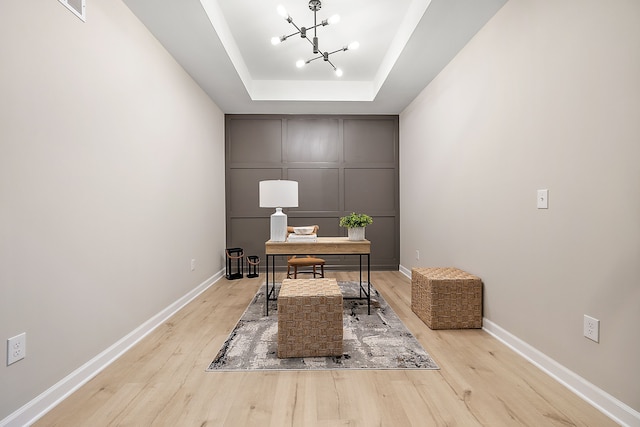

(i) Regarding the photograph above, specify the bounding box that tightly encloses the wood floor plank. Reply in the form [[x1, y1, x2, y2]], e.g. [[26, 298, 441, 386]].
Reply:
[[34, 271, 618, 426]]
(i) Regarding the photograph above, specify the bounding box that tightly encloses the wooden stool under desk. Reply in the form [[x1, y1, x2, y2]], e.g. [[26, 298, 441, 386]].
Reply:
[[286, 255, 325, 278]]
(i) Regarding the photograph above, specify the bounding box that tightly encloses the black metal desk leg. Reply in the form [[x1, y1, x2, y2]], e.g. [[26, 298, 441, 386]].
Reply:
[[359, 254, 363, 298], [266, 254, 270, 316], [367, 254, 371, 315], [270, 255, 276, 314]]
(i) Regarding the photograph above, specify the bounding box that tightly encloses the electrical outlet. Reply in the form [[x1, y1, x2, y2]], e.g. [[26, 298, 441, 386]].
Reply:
[[584, 315, 600, 343], [7, 333, 26, 365], [415, 250, 420, 260], [190, 259, 196, 271]]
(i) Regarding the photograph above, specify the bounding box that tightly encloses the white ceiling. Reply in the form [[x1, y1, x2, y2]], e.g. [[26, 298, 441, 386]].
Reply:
[[122, 0, 507, 114]]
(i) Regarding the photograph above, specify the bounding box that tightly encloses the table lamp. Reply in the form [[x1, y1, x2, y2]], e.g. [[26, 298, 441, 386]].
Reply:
[[259, 180, 298, 242]]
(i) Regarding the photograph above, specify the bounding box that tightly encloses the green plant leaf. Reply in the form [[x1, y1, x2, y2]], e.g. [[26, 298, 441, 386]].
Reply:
[[339, 212, 373, 228]]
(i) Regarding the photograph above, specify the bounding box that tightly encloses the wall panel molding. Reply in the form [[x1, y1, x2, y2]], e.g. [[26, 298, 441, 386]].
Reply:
[[225, 114, 399, 270]]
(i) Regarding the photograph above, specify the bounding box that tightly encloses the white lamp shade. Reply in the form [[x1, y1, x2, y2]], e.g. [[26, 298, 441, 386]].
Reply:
[[259, 180, 298, 208]]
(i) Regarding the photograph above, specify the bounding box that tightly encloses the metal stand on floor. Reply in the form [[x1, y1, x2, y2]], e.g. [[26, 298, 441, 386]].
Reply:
[[246, 255, 260, 278], [225, 248, 244, 280]]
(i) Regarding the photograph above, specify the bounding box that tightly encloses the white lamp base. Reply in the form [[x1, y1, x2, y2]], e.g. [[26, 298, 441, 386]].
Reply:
[[270, 207, 288, 242]]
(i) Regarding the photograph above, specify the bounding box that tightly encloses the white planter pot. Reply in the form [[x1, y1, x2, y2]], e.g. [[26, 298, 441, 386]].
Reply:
[[348, 227, 365, 241]]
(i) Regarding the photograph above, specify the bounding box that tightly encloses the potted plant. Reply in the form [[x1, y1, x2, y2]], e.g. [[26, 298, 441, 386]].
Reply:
[[339, 212, 373, 241]]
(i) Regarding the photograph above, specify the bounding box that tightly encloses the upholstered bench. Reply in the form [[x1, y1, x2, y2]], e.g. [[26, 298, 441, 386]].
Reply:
[[411, 267, 483, 329], [277, 278, 343, 358]]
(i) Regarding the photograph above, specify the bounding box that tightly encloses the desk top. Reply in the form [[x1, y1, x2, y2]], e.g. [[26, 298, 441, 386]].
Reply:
[[265, 237, 370, 255]]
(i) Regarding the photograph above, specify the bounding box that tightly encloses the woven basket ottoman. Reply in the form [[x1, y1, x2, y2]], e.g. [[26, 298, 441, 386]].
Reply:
[[411, 267, 483, 329], [277, 278, 343, 358]]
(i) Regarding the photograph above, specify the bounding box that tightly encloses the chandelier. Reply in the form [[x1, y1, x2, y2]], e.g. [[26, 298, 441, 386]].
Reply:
[[271, 0, 359, 77]]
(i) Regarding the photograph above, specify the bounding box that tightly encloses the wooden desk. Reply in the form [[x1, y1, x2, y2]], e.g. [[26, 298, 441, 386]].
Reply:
[[265, 237, 371, 315]]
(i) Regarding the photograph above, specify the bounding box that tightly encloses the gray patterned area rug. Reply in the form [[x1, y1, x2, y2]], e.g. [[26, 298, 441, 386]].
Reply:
[[207, 281, 439, 371]]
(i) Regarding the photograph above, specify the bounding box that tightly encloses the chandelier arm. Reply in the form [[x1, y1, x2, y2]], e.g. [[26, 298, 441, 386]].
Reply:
[[325, 58, 337, 70], [303, 23, 325, 32], [306, 55, 324, 64], [282, 30, 302, 41], [326, 47, 347, 56], [288, 20, 303, 35]]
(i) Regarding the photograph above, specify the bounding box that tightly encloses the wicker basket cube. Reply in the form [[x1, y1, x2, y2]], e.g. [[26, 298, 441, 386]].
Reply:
[[277, 278, 343, 358], [411, 267, 483, 329]]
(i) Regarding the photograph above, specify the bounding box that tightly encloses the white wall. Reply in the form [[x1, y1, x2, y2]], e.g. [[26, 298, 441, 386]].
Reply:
[[0, 0, 226, 420], [400, 0, 639, 414]]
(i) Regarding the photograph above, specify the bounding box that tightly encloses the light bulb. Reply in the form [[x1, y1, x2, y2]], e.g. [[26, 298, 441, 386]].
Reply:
[[335, 68, 343, 77], [277, 5, 288, 18], [296, 60, 306, 68], [328, 14, 340, 25], [348, 41, 360, 50], [271, 36, 281, 45]]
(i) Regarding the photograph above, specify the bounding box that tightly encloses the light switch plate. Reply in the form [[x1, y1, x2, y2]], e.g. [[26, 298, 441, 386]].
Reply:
[[537, 189, 549, 209]]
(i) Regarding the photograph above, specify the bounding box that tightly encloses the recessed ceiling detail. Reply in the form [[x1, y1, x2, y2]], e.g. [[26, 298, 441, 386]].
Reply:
[[207, 0, 425, 102], [121, 0, 507, 113]]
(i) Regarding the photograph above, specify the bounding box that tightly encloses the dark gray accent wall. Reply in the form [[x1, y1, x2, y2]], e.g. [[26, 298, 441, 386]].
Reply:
[[225, 115, 399, 270]]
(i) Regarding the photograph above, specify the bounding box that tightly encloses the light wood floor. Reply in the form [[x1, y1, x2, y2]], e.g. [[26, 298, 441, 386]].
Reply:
[[35, 271, 617, 426]]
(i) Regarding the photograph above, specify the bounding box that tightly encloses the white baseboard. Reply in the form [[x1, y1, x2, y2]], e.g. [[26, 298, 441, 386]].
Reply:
[[398, 265, 639, 427], [399, 264, 412, 278], [0, 269, 225, 427], [483, 319, 640, 427]]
